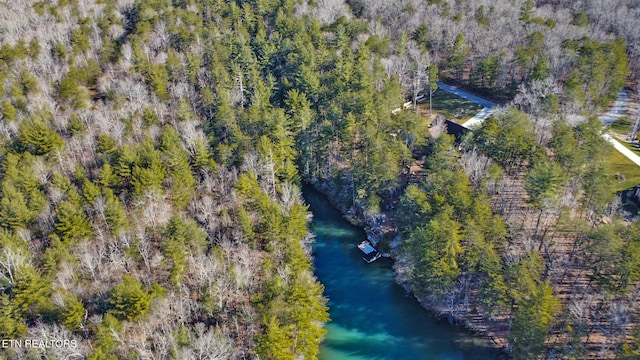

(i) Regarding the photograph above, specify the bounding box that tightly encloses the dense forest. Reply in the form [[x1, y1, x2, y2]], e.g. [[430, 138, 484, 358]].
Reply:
[[0, 0, 638, 359]]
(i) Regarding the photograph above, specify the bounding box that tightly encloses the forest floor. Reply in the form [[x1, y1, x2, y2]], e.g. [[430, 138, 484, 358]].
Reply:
[[503, 164, 640, 358], [392, 164, 639, 358]]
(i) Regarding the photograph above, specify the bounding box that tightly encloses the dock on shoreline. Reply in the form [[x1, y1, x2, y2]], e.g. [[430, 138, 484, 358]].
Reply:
[[358, 240, 381, 263]]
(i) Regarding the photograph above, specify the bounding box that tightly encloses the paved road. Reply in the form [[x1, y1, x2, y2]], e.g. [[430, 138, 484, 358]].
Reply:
[[436, 82, 497, 109], [435, 82, 499, 128], [599, 90, 630, 125], [567, 90, 630, 125]]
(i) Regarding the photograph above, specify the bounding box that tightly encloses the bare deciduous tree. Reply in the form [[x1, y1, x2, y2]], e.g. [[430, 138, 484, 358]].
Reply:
[[459, 148, 492, 189]]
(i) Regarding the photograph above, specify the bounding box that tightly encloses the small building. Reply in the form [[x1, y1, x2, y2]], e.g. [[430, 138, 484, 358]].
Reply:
[[358, 240, 381, 263], [444, 120, 469, 139]]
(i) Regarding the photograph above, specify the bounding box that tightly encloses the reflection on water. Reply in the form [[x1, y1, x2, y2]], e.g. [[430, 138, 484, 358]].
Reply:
[[304, 186, 500, 360]]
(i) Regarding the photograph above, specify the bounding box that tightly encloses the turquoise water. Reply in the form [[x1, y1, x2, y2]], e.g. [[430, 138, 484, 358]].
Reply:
[[304, 187, 500, 360]]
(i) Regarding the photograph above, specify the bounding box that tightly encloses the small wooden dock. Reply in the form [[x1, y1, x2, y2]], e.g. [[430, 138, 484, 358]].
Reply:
[[358, 240, 381, 263]]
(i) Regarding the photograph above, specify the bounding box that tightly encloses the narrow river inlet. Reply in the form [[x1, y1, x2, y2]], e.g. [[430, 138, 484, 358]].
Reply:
[[303, 187, 501, 360]]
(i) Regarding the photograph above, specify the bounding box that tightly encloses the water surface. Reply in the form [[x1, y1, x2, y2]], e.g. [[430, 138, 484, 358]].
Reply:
[[304, 187, 499, 360]]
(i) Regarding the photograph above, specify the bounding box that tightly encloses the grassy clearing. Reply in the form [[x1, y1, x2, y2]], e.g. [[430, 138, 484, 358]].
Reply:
[[602, 144, 640, 192], [608, 116, 634, 133], [418, 89, 483, 121]]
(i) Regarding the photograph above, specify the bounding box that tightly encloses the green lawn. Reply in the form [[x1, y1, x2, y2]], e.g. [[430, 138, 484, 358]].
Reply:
[[418, 89, 483, 121], [603, 144, 640, 192], [609, 116, 634, 133]]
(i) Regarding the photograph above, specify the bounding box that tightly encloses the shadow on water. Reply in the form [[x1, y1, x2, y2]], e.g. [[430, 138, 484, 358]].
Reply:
[[303, 186, 501, 360]]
